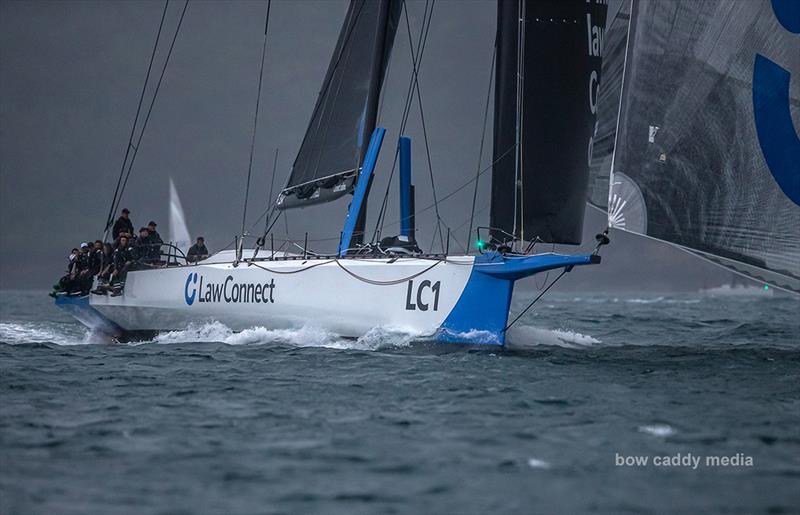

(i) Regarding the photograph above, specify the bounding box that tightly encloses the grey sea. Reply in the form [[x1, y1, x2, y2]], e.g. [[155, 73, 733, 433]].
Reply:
[[1, 288, 798, 515]]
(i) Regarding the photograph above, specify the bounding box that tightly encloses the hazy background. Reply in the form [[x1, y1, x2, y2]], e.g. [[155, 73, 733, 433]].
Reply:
[[0, 0, 736, 291]]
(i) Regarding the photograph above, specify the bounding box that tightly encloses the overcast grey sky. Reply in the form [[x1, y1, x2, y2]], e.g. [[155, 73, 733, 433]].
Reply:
[[0, 0, 735, 291]]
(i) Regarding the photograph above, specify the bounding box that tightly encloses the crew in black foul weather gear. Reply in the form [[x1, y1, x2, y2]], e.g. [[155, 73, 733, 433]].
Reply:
[[111, 236, 135, 289], [89, 240, 103, 276], [147, 221, 162, 245], [73, 243, 94, 295], [187, 237, 209, 263], [112, 208, 134, 240], [135, 227, 152, 262]]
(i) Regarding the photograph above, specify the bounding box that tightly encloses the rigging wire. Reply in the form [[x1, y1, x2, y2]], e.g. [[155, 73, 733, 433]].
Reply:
[[104, 0, 170, 236], [110, 0, 190, 228], [242, 143, 515, 256], [265, 148, 279, 226], [381, 143, 515, 234], [465, 41, 496, 252], [407, 9, 447, 254], [334, 258, 441, 285], [248, 256, 441, 285], [371, 0, 434, 244], [242, 0, 272, 237], [503, 267, 569, 332]]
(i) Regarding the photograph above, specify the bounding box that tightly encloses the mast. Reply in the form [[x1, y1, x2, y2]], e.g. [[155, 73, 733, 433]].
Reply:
[[351, 0, 398, 247], [513, 0, 526, 247]]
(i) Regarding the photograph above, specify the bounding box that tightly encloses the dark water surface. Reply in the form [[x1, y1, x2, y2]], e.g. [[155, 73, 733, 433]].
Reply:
[[1, 288, 799, 514]]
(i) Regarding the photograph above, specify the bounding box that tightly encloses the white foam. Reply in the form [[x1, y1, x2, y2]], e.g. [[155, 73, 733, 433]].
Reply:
[[638, 424, 676, 437], [437, 328, 502, 345], [527, 457, 551, 469], [625, 296, 665, 304], [701, 284, 774, 298], [506, 324, 601, 349], [153, 321, 419, 351], [0, 321, 100, 345]]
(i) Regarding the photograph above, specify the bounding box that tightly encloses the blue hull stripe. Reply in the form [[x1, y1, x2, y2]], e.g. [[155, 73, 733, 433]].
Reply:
[[54, 295, 124, 337], [437, 252, 600, 345]]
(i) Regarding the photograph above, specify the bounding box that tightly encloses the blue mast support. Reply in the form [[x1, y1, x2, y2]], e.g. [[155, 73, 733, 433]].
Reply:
[[398, 136, 413, 237], [339, 127, 386, 256]]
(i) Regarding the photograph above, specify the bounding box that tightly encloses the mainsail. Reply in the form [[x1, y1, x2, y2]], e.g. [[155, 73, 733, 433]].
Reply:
[[597, 0, 800, 293], [277, 0, 400, 210], [491, 0, 609, 245], [168, 178, 192, 253]]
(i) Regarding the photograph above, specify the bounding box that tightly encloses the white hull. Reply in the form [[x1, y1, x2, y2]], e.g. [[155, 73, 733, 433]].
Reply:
[[95, 255, 473, 338], [56, 251, 601, 345]]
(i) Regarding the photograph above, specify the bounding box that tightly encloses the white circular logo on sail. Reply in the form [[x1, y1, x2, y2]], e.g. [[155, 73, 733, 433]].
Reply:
[[608, 172, 647, 234]]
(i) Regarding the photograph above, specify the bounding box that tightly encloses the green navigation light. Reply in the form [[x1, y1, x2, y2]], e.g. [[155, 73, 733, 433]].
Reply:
[[476, 239, 485, 250], [764, 284, 769, 291]]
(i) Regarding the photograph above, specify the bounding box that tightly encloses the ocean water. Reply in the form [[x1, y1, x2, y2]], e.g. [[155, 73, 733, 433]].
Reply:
[[1, 288, 798, 514]]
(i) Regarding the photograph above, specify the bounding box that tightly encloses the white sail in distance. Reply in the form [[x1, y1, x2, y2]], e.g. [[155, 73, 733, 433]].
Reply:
[[168, 178, 192, 253]]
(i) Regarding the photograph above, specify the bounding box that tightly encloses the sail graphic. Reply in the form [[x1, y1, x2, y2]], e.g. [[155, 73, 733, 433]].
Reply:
[[277, 0, 400, 210], [491, 0, 608, 245], [601, 0, 800, 293], [588, 0, 631, 214], [168, 178, 192, 253]]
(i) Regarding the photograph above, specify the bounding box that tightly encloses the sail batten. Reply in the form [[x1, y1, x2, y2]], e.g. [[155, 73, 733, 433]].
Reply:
[[278, 0, 400, 210]]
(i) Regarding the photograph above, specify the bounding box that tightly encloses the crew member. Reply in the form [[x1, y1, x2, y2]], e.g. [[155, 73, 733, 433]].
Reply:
[[112, 208, 134, 240], [89, 240, 104, 276], [146, 221, 163, 264], [135, 227, 152, 263], [53, 248, 80, 294], [111, 236, 134, 289], [93, 243, 115, 294], [187, 237, 209, 263], [74, 243, 94, 294], [147, 221, 163, 245]]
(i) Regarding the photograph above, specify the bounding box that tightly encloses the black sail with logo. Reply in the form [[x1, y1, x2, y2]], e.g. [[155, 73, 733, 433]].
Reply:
[[491, 0, 608, 245], [277, 0, 400, 210]]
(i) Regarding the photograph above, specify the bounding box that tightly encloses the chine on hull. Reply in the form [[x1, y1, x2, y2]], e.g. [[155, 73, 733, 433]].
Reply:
[[55, 251, 599, 345]]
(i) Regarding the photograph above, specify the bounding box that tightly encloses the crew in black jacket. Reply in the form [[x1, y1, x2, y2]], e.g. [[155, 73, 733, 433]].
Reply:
[[187, 237, 209, 263], [111, 236, 134, 287], [112, 208, 134, 240]]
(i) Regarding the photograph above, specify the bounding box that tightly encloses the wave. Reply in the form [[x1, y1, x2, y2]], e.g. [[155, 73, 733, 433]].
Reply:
[[2, 318, 605, 352], [526, 457, 551, 469], [625, 296, 665, 304], [638, 424, 677, 437], [568, 296, 701, 305], [0, 321, 100, 346], [153, 322, 419, 351], [506, 325, 601, 349], [700, 284, 774, 297]]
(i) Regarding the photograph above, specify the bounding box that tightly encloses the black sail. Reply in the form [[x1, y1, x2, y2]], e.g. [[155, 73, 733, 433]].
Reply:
[[605, 0, 800, 293], [491, 0, 608, 245], [277, 0, 400, 210], [588, 0, 630, 213]]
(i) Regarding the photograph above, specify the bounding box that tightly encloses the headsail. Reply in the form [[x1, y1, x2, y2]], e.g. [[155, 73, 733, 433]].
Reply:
[[168, 178, 192, 253], [588, 0, 631, 213], [491, 0, 608, 245], [602, 0, 800, 293], [277, 0, 400, 210]]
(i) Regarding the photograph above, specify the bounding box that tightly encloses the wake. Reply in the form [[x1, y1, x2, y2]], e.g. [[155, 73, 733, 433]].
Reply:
[[1, 320, 602, 351]]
